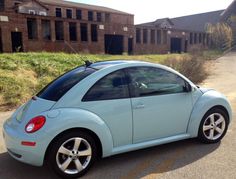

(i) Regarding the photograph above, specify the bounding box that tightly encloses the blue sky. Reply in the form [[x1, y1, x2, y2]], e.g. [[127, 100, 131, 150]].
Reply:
[[69, 0, 233, 24]]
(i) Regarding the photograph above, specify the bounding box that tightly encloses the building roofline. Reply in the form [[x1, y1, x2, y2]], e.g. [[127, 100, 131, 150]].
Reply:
[[38, 0, 133, 16], [170, 9, 225, 20], [221, 0, 236, 20], [14, 0, 49, 10]]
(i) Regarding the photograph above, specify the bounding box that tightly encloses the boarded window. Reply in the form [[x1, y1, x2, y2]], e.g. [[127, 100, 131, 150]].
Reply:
[[69, 22, 77, 41], [157, 30, 161, 44], [105, 13, 110, 22], [91, 24, 98, 42], [199, 33, 202, 43], [88, 11, 93, 21], [80, 23, 88, 42], [55, 21, 64, 40], [0, 0, 4, 11], [97, 12, 102, 22], [190, 33, 193, 44], [55, 8, 62, 17], [136, 28, 141, 43], [76, 9, 82, 20], [66, 9, 72, 19], [194, 33, 197, 44], [27, 18, 37, 39], [151, 30, 155, 44], [143, 29, 148, 44], [42, 20, 51, 40], [203, 33, 206, 45], [163, 30, 167, 44], [206, 34, 210, 45]]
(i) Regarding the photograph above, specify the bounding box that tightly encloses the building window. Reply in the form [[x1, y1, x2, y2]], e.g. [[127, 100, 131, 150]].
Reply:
[[91, 24, 98, 42], [206, 34, 210, 45], [42, 20, 51, 40], [66, 9, 72, 19], [136, 28, 141, 43], [80, 23, 88, 42], [0, 0, 4, 11], [105, 13, 110, 22], [203, 33, 206, 45], [143, 29, 148, 44], [97, 12, 102, 22], [55, 21, 64, 40], [56, 8, 62, 17], [190, 33, 193, 44], [27, 18, 37, 40], [194, 33, 197, 44], [199, 33, 202, 43], [69, 22, 77, 41], [163, 30, 167, 44], [157, 30, 161, 44], [76, 9, 82, 20], [151, 29, 155, 44], [88, 11, 93, 21]]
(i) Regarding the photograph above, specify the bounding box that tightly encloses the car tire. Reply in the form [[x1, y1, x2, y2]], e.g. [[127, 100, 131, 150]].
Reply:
[[198, 108, 229, 144], [49, 131, 97, 178]]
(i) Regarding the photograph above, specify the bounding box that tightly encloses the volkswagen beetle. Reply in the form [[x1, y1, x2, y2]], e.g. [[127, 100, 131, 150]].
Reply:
[[3, 60, 232, 178]]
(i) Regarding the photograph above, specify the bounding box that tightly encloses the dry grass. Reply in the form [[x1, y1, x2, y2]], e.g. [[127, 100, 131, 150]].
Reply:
[[0, 51, 221, 111]]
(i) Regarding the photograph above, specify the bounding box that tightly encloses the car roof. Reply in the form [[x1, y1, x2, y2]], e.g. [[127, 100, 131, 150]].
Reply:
[[89, 60, 151, 70]]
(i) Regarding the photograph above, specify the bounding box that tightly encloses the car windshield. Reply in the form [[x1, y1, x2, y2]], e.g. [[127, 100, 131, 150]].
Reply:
[[37, 66, 96, 101]]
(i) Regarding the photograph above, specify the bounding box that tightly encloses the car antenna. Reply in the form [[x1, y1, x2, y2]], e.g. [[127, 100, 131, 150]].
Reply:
[[84, 60, 93, 67]]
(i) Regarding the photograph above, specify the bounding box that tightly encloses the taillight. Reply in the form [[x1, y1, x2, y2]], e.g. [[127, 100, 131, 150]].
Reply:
[[25, 116, 46, 133]]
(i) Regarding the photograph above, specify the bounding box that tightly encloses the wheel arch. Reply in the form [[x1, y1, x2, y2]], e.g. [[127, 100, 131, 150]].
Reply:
[[187, 90, 232, 137], [44, 127, 103, 165]]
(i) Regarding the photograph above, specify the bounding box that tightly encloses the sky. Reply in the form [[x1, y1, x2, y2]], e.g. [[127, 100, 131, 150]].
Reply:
[[69, 0, 233, 24]]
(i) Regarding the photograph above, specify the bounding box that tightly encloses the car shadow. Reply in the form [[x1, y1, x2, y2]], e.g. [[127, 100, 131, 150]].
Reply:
[[0, 139, 220, 179]]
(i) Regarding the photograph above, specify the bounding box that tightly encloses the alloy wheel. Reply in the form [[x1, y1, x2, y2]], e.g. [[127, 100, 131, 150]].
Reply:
[[56, 137, 92, 175], [202, 113, 226, 141]]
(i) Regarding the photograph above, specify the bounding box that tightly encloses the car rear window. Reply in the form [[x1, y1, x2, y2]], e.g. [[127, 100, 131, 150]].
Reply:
[[37, 66, 96, 101]]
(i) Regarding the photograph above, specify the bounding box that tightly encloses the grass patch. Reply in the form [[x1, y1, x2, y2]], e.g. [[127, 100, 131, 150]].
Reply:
[[0, 51, 220, 111]]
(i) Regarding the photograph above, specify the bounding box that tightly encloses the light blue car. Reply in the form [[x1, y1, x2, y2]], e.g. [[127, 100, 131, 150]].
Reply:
[[3, 60, 232, 178]]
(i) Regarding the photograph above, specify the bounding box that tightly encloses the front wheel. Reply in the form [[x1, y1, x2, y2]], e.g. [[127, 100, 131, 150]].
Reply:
[[198, 108, 229, 143], [49, 131, 97, 178]]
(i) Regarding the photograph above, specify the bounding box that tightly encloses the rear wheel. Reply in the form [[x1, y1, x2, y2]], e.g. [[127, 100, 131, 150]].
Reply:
[[198, 108, 229, 143], [49, 131, 97, 178]]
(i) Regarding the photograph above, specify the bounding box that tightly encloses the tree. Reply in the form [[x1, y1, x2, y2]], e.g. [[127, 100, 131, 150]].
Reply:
[[206, 23, 233, 51]]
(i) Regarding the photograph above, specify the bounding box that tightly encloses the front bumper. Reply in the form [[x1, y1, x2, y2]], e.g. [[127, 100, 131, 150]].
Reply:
[[3, 120, 47, 167]]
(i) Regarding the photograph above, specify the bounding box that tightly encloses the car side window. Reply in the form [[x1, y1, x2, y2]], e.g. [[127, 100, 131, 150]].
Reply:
[[82, 70, 129, 101], [127, 67, 187, 97]]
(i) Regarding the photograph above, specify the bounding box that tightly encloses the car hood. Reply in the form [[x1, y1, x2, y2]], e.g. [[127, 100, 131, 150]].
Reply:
[[199, 87, 214, 94]]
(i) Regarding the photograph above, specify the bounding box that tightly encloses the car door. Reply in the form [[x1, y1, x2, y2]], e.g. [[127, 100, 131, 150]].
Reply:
[[126, 67, 193, 143], [80, 70, 133, 147]]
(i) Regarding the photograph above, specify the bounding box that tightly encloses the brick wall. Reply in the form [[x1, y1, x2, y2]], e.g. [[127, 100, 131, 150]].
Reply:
[[0, 2, 134, 54]]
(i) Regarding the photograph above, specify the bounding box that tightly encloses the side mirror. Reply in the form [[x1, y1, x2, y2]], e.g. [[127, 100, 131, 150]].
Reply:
[[184, 83, 192, 92]]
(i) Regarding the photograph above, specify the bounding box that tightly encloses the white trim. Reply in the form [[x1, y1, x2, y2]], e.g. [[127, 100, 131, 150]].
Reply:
[[39, 11, 47, 16], [28, 10, 36, 15]]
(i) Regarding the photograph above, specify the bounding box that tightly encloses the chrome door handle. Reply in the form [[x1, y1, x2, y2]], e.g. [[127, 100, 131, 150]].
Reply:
[[134, 104, 145, 109]]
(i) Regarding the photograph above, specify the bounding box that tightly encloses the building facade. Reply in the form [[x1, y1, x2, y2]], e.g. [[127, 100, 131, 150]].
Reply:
[[0, 0, 235, 54], [0, 0, 134, 54]]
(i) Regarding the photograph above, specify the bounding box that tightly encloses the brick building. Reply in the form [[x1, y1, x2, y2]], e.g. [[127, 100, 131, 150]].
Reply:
[[0, 0, 235, 54], [0, 0, 134, 54], [134, 0, 236, 54]]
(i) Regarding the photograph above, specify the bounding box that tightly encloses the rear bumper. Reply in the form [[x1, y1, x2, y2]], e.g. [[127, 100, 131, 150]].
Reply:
[[3, 121, 46, 167]]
